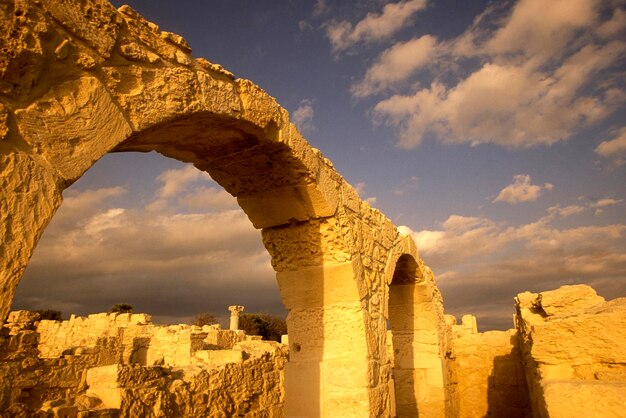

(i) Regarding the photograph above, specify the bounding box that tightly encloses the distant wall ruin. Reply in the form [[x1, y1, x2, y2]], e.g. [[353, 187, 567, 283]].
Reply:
[[1, 311, 286, 417]]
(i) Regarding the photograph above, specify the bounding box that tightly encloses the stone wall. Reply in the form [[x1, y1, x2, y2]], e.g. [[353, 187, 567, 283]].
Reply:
[[36, 312, 248, 367], [0, 311, 286, 417], [448, 316, 531, 418], [515, 285, 626, 418]]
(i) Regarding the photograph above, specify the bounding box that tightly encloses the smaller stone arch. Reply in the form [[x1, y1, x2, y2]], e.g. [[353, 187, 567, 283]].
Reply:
[[385, 234, 449, 418]]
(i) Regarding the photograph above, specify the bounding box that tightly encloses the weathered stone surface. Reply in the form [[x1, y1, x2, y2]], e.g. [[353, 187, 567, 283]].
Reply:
[[1, 311, 287, 417], [538, 284, 605, 316], [515, 285, 626, 418], [0, 153, 63, 321], [0, 0, 454, 416], [41, 0, 121, 58], [451, 327, 531, 418], [0, 0, 48, 98], [15, 76, 133, 182]]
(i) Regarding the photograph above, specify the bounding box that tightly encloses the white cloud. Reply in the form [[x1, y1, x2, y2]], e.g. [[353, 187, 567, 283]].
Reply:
[[156, 165, 212, 199], [596, 127, 626, 166], [176, 187, 238, 211], [325, 0, 427, 53], [351, 35, 436, 97], [493, 174, 553, 204], [365, 0, 626, 149], [547, 204, 586, 218], [14, 166, 281, 323], [592, 197, 624, 216], [483, 0, 600, 64], [403, 210, 626, 329], [594, 198, 623, 208], [291, 99, 315, 134]]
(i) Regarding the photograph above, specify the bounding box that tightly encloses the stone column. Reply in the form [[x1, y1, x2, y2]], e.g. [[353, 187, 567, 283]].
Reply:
[[228, 305, 244, 330]]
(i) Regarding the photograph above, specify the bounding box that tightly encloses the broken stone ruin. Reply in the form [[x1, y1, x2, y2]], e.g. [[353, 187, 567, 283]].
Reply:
[[1, 0, 624, 416]]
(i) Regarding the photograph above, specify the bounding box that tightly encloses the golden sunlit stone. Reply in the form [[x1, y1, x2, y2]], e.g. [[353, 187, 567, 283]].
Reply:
[[1, 0, 623, 416]]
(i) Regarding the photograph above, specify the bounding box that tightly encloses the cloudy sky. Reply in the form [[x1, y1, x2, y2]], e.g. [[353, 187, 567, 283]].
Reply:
[[13, 0, 626, 330]]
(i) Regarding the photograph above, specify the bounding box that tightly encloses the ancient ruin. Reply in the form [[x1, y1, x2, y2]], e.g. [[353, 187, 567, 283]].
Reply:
[[1, 0, 624, 416]]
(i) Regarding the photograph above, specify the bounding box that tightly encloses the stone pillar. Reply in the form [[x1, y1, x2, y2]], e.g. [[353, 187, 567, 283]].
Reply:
[[228, 305, 244, 330]]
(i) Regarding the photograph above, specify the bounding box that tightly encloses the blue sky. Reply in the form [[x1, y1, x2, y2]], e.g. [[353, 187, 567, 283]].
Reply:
[[13, 0, 626, 330]]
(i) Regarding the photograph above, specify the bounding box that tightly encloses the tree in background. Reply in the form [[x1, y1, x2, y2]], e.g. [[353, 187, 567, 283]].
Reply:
[[239, 313, 287, 342], [35, 309, 62, 321], [193, 312, 218, 327], [110, 303, 134, 314]]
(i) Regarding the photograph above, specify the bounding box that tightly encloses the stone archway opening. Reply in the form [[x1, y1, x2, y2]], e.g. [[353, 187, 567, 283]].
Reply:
[[11, 150, 284, 326], [388, 254, 420, 417], [387, 252, 448, 418]]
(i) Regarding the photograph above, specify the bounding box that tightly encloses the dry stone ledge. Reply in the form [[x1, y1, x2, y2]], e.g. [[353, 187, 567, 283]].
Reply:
[[515, 285, 626, 418]]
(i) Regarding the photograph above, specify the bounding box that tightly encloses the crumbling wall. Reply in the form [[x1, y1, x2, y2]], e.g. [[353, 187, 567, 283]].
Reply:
[[37, 313, 150, 359], [86, 342, 286, 417], [0, 313, 119, 417], [1, 311, 287, 417], [35, 312, 247, 368], [515, 285, 626, 418], [448, 315, 530, 418]]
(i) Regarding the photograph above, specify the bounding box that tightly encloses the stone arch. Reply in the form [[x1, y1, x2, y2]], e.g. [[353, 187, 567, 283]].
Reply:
[[384, 235, 449, 417], [1, 1, 450, 416]]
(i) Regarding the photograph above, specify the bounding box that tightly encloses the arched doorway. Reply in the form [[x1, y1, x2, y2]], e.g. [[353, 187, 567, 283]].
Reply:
[[386, 236, 449, 417]]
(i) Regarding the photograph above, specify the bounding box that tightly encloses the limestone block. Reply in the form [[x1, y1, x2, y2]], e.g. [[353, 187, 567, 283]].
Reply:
[[276, 261, 360, 309], [516, 286, 626, 418], [0, 0, 49, 98], [116, 5, 195, 66], [0, 153, 62, 321], [236, 78, 282, 131], [237, 183, 338, 228], [6, 310, 39, 325], [541, 380, 626, 418], [262, 217, 351, 271], [538, 284, 605, 316], [86, 365, 121, 408], [40, 0, 121, 58], [15, 76, 133, 182], [286, 303, 367, 363], [193, 349, 242, 367], [452, 329, 530, 418]]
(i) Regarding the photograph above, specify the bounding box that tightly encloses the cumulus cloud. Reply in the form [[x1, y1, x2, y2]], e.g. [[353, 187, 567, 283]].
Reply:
[[13, 165, 281, 324], [351, 35, 436, 97], [596, 126, 626, 166], [403, 209, 626, 330], [547, 204, 586, 218], [493, 174, 553, 204], [363, 0, 626, 148], [156, 165, 212, 200], [325, 0, 427, 53], [592, 197, 624, 216], [291, 99, 315, 134]]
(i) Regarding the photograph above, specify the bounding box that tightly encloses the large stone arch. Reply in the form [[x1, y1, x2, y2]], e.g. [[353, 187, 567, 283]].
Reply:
[[0, 1, 451, 416]]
